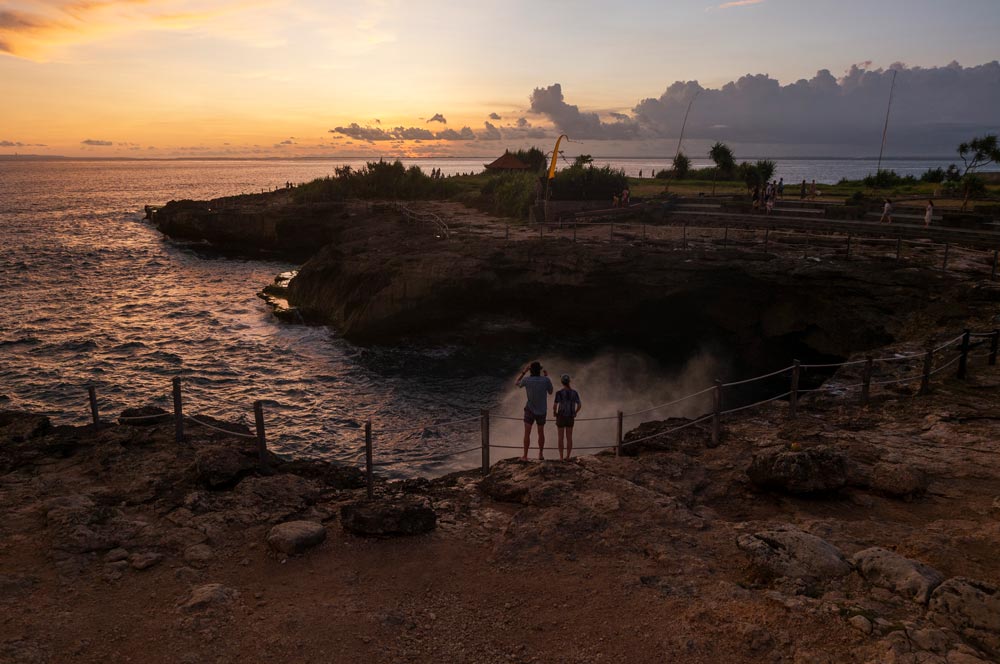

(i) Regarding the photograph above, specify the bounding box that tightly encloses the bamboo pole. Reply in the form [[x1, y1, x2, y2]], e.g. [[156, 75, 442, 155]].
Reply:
[[480, 409, 491, 475], [172, 377, 183, 443], [789, 360, 801, 419], [365, 419, 373, 499], [254, 400, 267, 464], [87, 386, 99, 426], [861, 356, 873, 404]]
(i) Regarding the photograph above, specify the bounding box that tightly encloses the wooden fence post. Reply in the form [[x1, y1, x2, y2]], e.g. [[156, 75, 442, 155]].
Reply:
[[895, 237, 902, 261], [615, 411, 624, 456], [253, 400, 268, 463], [573, 222, 577, 243], [942, 243, 950, 271], [920, 347, 933, 395], [87, 385, 99, 426], [988, 329, 999, 366], [861, 356, 873, 404], [846, 234, 852, 259], [505, 224, 509, 241], [991, 250, 998, 281], [172, 377, 183, 443], [480, 409, 491, 475], [683, 223, 688, 250], [764, 228, 770, 252], [723, 226, 729, 247], [789, 360, 801, 419], [365, 418, 373, 499], [539, 223, 543, 240], [711, 380, 723, 448], [957, 329, 971, 379]]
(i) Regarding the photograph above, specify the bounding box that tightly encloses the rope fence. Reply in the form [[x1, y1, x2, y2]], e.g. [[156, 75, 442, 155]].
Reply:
[[449, 210, 1000, 281], [70, 326, 999, 496]]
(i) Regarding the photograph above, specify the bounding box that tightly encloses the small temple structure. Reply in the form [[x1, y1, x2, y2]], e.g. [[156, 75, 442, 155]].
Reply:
[[484, 150, 532, 172]]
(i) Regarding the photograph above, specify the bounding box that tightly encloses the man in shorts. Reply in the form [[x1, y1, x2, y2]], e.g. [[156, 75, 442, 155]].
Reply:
[[516, 361, 553, 460], [553, 374, 582, 460]]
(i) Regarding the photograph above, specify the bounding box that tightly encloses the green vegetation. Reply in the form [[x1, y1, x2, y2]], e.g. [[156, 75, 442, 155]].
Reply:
[[511, 147, 547, 173], [292, 160, 458, 202], [549, 163, 628, 201], [672, 152, 691, 179], [478, 171, 538, 219]]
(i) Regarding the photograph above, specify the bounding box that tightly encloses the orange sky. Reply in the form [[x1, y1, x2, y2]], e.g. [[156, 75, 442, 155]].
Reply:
[[2, 0, 998, 158]]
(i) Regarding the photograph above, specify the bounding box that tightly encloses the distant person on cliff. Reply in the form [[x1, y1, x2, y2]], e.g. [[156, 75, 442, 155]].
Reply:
[[880, 198, 893, 224], [924, 200, 935, 227], [553, 374, 582, 460], [777, 178, 784, 200], [800, 179, 807, 200], [809, 180, 818, 200], [621, 186, 630, 207], [752, 185, 761, 212], [516, 361, 553, 460]]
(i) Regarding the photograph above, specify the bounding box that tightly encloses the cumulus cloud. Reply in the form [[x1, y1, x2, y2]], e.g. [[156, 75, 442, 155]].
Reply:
[[609, 112, 630, 121], [480, 122, 502, 140], [426, 113, 447, 124], [330, 123, 479, 143], [488, 112, 502, 120], [81, 138, 112, 146], [529, 83, 640, 139], [631, 61, 1000, 151]]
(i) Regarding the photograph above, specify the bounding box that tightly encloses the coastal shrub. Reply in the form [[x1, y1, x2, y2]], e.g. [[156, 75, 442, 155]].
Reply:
[[672, 153, 691, 179], [862, 170, 916, 188], [479, 172, 538, 218], [510, 147, 547, 173], [291, 160, 458, 202], [709, 142, 737, 176], [737, 160, 776, 190], [549, 165, 628, 201]]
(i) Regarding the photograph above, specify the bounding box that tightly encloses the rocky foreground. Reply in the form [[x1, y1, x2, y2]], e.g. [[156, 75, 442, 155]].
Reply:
[[2, 356, 1000, 664]]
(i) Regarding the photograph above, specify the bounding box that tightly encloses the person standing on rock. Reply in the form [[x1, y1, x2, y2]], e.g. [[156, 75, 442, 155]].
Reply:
[[553, 374, 582, 461], [516, 361, 553, 460]]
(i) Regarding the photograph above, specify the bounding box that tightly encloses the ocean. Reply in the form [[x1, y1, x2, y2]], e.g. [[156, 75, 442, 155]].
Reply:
[[0, 157, 985, 476]]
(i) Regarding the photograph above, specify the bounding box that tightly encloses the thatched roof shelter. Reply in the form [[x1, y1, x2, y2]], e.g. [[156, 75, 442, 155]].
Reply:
[[484, 150, 531, 172]]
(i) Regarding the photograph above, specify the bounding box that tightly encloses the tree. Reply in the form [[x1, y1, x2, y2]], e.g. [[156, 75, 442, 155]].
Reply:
[[672, 152, 691, 179], [572, 154, 594, 169], [957, 134, 1000, 210], [755, 159, 777, 185], [709, 142, 735, 194]]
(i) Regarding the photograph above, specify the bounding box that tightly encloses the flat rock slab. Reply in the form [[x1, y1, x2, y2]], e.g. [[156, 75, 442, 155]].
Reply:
[[747, 445, 849, 494], [737, 525, 851, 581], [851, 547, 943, 604], [479, 459, 588, 506], [179, 583, 238, 613], [928, 577, 1000, 658], [341, 497, 436, 537], [868, 462, 929, 499], [266, 520, 327, 554]]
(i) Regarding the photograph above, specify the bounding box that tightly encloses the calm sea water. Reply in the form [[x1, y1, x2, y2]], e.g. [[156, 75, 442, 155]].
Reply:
[[0, 157, 982, 475]]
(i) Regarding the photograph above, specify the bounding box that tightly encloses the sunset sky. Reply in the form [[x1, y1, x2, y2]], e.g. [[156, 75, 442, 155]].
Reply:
[[2, 0, 999, 158]]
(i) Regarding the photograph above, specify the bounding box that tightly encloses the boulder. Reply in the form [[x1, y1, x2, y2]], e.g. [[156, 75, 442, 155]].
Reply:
[[179, 583, 238, 613], [928, 577, 1000, 657], [851, 547, 943, 604], [869, 462, 929, 499], [266, 520, 327, 554], [117, 406, 170, 426], [736, 525, 851, 581], [129, 552, 163, 570], [193, 446, 258, 490], [183, 543, 215, 565], [747, 445, 849, 494], [341, 497, 436, 537]]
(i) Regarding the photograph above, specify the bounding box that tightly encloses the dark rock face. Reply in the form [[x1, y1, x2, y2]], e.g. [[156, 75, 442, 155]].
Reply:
[[153, 199, 350, 261], [0, 411, 67, 471], [340, 497, 436, 537], [747, 445, 849, 494], [478, 459, 587, 506], [118, 406, 170, 426], [193, 446, 259, 490], [928, 577, 1000, 657]]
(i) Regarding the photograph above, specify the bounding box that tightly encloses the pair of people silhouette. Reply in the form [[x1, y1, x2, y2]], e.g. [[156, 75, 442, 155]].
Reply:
[[515, 361, 582, 461]]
